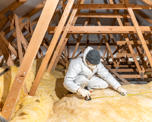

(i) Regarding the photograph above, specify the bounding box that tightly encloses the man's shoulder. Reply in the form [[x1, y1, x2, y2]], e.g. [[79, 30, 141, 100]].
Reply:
[[70, 57, 82, 64]]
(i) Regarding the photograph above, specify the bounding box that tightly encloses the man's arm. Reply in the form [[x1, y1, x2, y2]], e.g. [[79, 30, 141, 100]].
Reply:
[[97, 62, 127, 95], [97, 63, 121, 90], [64, 60, 81, 93]]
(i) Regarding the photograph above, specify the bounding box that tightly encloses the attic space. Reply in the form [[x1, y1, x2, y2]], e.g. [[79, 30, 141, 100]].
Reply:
[[0, 0, 152, 121]]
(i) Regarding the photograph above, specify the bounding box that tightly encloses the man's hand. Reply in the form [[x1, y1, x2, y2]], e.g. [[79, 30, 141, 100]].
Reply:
[[77, 87, 91, 98], [117, 87, 127, 96]]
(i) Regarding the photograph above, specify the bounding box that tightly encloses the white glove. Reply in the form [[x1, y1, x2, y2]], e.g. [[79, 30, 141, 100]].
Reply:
[[117, 87, 127, 96], [77, 87, 90, 98]]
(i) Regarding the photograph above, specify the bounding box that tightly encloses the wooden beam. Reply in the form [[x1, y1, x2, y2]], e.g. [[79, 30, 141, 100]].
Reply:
[[112, 69, 137, 72], [67, 42, 116, 46], [117, 41, 150, 45], [120, 74, 148, 79], [77, 13, 130, 18], [109, 0, 143, 75], [47, 9, 78, 72], [29, 0, 75, 96], [48, 26, 152, 33], [51, 0, 86, 74], [24, 3, 44, 17], [0, 1, 25, 30], [116, 53, 138, 58], [96, 18, 117, 67], [128, 8, 152, 68], [53, 38, 69, 70], [14, 14, 24, 63], [0, 38, 9, 61], [14, 15, 28, 51], [0, 32, 17, 56], [126, 38, 143, 73], [67, 26, 152, 33], [7, 54, 14, 66], [103, 62, 129, 84], [0, 1, 25, 14], [77, 4, 152, 10], [2, 0, 59, 120]]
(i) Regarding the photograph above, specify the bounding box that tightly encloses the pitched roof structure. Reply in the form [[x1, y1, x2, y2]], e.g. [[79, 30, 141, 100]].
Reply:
[[0, 0, 152, 120]]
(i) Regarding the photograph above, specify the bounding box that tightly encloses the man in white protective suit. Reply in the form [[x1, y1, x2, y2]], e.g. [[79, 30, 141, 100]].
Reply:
[[64, 46, 127, 99]]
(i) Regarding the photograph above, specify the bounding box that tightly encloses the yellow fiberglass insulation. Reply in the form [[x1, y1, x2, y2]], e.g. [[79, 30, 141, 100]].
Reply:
[[48, 81, 152, 122], [10, 95, 53, 122], [0, 61, 36, 105], [35, 72, 59, 101], [0, 61, 56, 122], [10, 71, 58, 121]]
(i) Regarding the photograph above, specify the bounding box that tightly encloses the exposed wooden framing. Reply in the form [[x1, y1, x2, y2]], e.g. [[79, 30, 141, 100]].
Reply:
[[14, 14, 24, 63], [2, 0, 59, 120], [0, 1, 25, 15], [63, 47, 69, 63], [7, 55, 14, 66], [48, 26, 152, 34], [128, 8, 152, 68], [49, 0, 86, 71], [0, 38, 9, 61], [71, 36, 81, 58], [135, 45, 148, 68], [135, 10, 152, 24], [67, 42, 116, 46], [117, 41, 150, 45], [0, 1, 26, 30], [124, 0, 129, 4], [52, 38, 69, 70], [120, 74, 148, 79], [116, 53, 138, 58], [0, 1, 152, 119], [71, 21, 88, 58], [112, 68, 136, 72], [103, 62, 129, 84], [109, 0, 143, 77], [97, 18, 117, 67], [24, 3, 44, 17], [0, 32, 17, 56], [75, 46, 87, 59], [77, 4, 152, 10], [102, 47, 108, 60], [77, 13, 130, 18], [29, 0, 75, 96], [126, 38, 143, 72], [68, 26, 151, 33]]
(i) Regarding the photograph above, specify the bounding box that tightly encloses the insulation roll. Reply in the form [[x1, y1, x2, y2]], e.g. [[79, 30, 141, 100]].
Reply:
[[10, 95, 53, 122], [48, 82, 152, 122]]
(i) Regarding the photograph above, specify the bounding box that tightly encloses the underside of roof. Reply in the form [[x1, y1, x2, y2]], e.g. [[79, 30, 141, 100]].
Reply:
[[0, 0, 152, 119]]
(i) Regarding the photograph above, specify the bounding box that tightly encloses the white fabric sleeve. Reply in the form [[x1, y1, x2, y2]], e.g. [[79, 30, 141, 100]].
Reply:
[[97, 63, 121, 90], [63, 60, 81, 93]]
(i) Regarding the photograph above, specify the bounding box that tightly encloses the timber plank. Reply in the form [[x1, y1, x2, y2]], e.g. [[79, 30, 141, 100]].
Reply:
[[2, 0, 59, 120]]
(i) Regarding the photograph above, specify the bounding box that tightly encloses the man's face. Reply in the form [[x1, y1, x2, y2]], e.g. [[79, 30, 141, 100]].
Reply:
[[86, 60, 96, 70]]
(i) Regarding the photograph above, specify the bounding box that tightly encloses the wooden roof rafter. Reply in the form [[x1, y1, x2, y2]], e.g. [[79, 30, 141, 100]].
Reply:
[[1, 0, 152, 121]]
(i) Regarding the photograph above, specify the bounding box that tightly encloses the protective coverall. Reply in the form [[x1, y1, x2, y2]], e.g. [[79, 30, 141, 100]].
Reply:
[[64, 46, 126, 97]]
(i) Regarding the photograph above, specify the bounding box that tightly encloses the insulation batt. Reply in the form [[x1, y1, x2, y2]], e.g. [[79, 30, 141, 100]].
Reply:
[[1, 64, 152, 122], [10, 95, 53, 122], [48, 82, 152, 122], [10, 72, 57, 122], [0, 61, 58, 122]]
